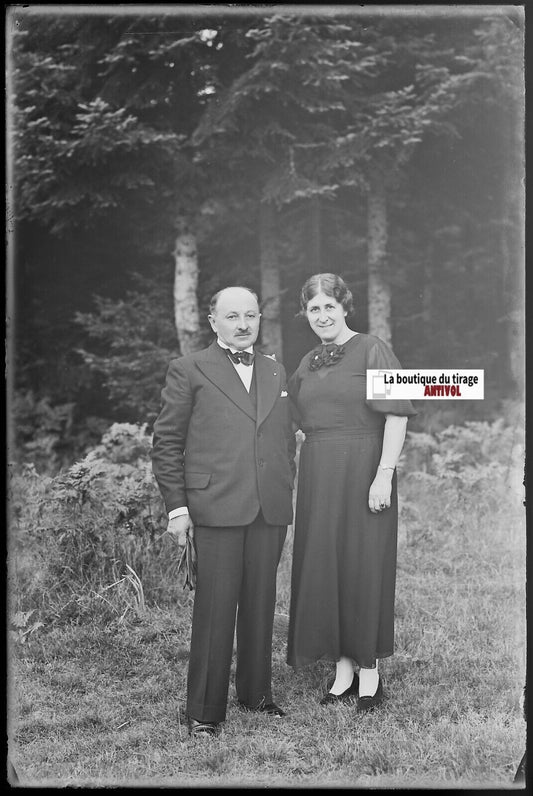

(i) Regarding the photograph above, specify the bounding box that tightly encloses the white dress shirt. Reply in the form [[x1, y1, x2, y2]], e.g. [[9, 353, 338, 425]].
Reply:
[[217, 338, 255, 392], [168, 338, 255, 520]]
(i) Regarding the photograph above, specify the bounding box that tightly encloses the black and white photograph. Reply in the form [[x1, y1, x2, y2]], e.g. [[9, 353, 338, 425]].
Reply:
[[6, 3, 526, 789]]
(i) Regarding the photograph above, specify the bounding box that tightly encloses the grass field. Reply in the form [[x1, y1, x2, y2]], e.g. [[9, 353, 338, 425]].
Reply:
[[7, 421, 526, 788]]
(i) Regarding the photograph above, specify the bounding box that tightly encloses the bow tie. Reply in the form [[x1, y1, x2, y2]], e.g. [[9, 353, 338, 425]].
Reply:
[[225, 349, 255, 366]]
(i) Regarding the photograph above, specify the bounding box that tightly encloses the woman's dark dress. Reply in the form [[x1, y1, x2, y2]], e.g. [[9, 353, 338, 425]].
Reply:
[[287, 333, 416, 669]]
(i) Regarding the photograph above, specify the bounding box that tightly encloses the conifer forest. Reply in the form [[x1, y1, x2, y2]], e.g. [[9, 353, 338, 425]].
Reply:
[[8, 5, 524, 469]]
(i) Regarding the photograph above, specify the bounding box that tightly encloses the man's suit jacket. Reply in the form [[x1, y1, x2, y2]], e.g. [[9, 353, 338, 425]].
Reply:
[[151, 340, 296, 527]]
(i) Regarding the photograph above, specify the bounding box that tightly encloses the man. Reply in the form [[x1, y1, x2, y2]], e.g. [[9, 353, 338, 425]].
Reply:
[[152, 286, 295, 737]]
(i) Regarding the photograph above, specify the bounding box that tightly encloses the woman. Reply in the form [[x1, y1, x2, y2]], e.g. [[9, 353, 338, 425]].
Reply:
[[287, 273, 416, 711]]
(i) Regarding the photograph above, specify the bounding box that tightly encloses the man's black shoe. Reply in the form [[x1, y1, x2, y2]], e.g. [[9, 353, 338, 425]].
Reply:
[[238, 696, 286, 717], [187, 717, 220, 737]]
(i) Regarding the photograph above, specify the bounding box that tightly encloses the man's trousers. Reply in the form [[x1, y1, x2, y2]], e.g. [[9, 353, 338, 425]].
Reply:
[[186, 511, 287, 724]]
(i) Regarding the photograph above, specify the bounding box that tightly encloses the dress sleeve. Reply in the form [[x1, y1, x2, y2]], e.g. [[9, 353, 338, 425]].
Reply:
[[365, 337, 417, 417]]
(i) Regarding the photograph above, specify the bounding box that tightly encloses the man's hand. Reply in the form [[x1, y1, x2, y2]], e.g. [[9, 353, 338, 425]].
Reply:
[[165, 514, 194, 546]]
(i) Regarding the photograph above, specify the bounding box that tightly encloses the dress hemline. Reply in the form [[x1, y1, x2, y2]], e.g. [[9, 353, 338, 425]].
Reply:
[[287, 650, 394, 671]]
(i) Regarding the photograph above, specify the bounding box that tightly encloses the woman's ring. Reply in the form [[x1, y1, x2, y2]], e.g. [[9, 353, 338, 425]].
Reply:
[[380, 503, 385, 509]]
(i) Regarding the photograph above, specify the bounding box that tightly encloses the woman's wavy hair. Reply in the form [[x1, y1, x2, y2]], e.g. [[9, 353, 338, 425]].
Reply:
[[298, 273, 354, 317]]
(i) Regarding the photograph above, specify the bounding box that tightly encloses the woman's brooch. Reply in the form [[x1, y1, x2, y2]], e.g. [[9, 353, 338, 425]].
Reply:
[[308, 343, 346, 371]]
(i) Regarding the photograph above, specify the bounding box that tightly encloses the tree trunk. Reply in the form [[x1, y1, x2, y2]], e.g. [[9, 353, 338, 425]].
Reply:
[[308, 195, 322, 273], [172, 215, 203, 355], [259, 201, 283, 359], [422, 239, 434, 330], [500, 108, 525, 399], [420, 237, 435, 362], [367, 173, 392, 346]]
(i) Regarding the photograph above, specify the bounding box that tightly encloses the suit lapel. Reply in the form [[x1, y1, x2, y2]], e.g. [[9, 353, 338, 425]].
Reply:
[[255, 353, 281, 428], [195, 341, 256, 421]]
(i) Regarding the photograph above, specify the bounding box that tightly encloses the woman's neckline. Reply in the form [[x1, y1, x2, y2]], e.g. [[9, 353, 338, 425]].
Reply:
[[342, 332, 359, 346], [320, 331, 359, 347]]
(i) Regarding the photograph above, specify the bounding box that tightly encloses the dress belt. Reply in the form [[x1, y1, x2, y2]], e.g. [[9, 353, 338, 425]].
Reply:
[[304, 427, 382, 441]]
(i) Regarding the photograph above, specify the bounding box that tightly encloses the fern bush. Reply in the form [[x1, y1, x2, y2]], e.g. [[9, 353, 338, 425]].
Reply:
[[399, 417, 525, 548], [10, 416, 524, 633], [9, 462, 53, 616], [10, 389, 109, 475], [74, 274, 179, 422], [404, 418, 522, 487], [9, 422, 184, 628]]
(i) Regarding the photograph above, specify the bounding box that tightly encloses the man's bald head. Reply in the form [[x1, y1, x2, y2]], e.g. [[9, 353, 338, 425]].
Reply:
[[209, 286, 259, 315], [208, 286, 261, 351]]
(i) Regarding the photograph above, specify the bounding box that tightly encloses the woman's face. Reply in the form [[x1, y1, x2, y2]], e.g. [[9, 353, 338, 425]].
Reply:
[[305, 291, 347, 344]]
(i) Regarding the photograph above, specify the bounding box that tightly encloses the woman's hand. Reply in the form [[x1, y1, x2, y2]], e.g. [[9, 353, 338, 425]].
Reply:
[[368, 470, 393, 513]]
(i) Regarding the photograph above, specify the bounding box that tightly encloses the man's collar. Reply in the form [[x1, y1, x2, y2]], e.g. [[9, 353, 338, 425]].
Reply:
[[217, 338, 254, 355]]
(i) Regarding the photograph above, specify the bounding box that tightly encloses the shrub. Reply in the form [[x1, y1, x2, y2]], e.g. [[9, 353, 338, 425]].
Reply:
[[9, 389, 109, 475], [403, 418, 523, 492], [399, 417, 525, 548], [74, 274, 180, 422], [10, 416, 524, 634], [9, 422, 185, 629]]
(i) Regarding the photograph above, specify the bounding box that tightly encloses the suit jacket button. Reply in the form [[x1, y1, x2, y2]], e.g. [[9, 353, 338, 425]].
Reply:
[[258, 459, 264, 466]]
